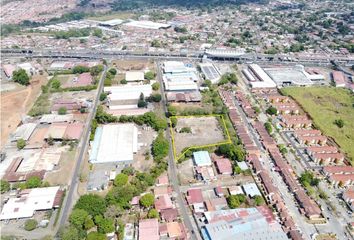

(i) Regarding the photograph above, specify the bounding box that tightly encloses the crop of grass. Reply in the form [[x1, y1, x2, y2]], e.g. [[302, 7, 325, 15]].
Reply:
[[281, 86, 354, 164]]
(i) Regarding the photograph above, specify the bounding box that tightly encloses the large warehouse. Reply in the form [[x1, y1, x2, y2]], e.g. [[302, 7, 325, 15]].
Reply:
[[162, 61, 199, 91], [104, 84, 152, 101], [89, 124, 138, 165]]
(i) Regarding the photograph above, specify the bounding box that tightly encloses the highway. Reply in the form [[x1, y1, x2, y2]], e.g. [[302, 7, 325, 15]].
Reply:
[[156, 61, 201, 240], [56, 65, 107, 230]]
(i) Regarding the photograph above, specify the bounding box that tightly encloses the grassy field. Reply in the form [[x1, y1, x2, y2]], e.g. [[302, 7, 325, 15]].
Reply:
[[281, 87, 354, 164]]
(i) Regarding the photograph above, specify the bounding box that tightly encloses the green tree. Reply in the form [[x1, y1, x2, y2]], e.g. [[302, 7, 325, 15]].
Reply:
[[139, 193, 155, 208], [217, 144, 244, 162], [147, 208, 159, 218], [114, 173, 129, 187], [121, 166, 135, 176], [87, 232, 106, 240], [13, 69, 30, 86], [0, 180, 10, 193], [17, 138, 26, 150], [152, 132, 169, 161], [58, 107, 67, 115], [108, 68, 117, 75], [72, 65, 90, 74], [266, 106, 277, 115], [90, 65, 104, 76], [233, 165, 242, 175], [167, 105, 177, 116], [179, 127, 192, 133], [120, 79, 127, 84], [74, 194, 107, 217], [61, 226, 79, 240], [93, 28, 103, 38], [227, 194, 246, 209], [84, 216, 95, 230], [254, 195, 264, 206], [51, 79, 61, 89], [299, 170, 319, 187], [144, 71, 155, 80], [99, 92, 107, 101], [69, 209, 89, 229], [334, 119, 344, 128], [94, 215, 115, 234], [26, 176, 42, 188], [24, 219, 37, 231], [264, 122, 272, 134], [138, 93, 148, 108], [151, 39, 161, 47], [150, 93, 162, 102], [152, 82, 160, 91]]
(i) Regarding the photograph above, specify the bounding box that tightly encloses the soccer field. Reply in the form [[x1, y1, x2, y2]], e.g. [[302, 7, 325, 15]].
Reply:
[[281, 86, 354, 164]]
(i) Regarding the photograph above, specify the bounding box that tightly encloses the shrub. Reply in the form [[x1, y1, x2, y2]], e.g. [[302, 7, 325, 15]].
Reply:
[[99, 92, 107, 101], [334, 119, 344, 128], [24, 219, 37, 231], [114, 173, 129, 187], [26, 176, 42, 188], [51, 79, 61, 89], [152, 82, 160, 90], [151, 132, 169, 161], [16, 138, 26, 150], [266, 106, 277, 115], [0, 180, 10, 193], [179, 127, 191, 133], [147, 208, 159, 218], [144, 71, 155, 80], [150, 93, 161, 102], [58, 107, 67, 115], [254, 195, 264, 206], [120, 79, 127, 84], [87, 232, 106, 240], [108, 68, 117, 75]]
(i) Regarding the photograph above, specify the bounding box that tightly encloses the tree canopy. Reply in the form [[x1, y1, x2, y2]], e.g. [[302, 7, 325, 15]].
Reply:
[[13, 69, 30, 86], [114, 173, 129, 187], [0, 180, 10, 193], [152, 132, 169, 161], [74, 194, 107, 217], [139, 193, 155, 208]]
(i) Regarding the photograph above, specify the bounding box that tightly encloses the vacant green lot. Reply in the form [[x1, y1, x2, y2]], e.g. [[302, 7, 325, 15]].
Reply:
[[281, 87, 354, 164]]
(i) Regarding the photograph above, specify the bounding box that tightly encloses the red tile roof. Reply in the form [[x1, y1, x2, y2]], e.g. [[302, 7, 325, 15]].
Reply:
[[186, 189, 203, 205], [213, 157, 232, 174]]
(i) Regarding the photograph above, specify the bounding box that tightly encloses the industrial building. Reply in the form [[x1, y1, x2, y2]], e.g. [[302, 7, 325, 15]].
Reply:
[[0, 186, 63, 220], [162, 61, 199, 91], [10, 123, 37, 142], [199, 62, 221, 84], [201, 207, 288, 240], [246, 64, 277, 88], [124, 20, 170, 30], [89, 124, 138, 165], [193, 151, 212, 167], [104, 84, 152, 101]]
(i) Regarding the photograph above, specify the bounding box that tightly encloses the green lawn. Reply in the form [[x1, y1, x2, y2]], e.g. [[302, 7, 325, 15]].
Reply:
[[281, 87, 354, 164]]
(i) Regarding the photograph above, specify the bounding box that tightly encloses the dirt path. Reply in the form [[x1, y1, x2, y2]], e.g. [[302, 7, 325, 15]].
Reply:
[[1, 75, 47, 146]]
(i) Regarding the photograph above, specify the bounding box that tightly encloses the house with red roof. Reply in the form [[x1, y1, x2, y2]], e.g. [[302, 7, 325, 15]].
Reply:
[[138, 219, 159, 240], [155, 194, 173, 212], [213, 156, 232, 175]]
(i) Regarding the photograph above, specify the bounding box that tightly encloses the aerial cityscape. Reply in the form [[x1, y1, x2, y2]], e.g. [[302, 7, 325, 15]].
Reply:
[[0, 0, 353, 240]]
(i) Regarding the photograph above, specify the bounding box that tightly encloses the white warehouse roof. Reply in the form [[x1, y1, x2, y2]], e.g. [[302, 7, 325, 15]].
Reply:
[[125, 71, 145, 81], [104, 84, 152, 101], [89, 124, 138, 164], [124, 20, 170, 30], [0, 186, 62, 220]]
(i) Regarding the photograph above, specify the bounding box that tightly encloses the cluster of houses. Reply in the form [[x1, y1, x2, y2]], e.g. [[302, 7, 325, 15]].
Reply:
[[219, 89, 322, 240], [127, 175, 188, 240]]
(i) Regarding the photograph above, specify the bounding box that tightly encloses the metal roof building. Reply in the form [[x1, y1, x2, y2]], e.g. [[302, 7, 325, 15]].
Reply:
[[124, 20, 170, 30], [104, 84, 152, 101], [193, 151, 212, 167], [89, 124, 138, 165], [242, 183, 262, 197], [0, 186, 63, 220], [11, 123, 37, 142], [199, 62, 221, 84]]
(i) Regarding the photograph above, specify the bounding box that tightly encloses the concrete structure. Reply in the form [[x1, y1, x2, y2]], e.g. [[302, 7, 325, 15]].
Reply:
[[125, 71, 145, 82], [89, 124, 138, 165], [104, 85, 152, 101], [0, 186, 63, 220], [264, 65, 314, 87], [162, 61, 199, 91], [193, 151, 212, 167], [248, 64, 277, 88]]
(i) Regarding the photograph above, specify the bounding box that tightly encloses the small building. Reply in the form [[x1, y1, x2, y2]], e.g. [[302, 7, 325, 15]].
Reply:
[[343, 188, 354, 211], [138, 219, 159, 240], [40, 114, 73, 124], [166, 222, 186, 239], [155, 194, 173, 212], [242, 183, 262, 198], [332, 71, 346, 87], [193, 151, 212, 167], [0, 186, 63, 220], [10, 123, 37, 142], [237, 161, 249, 171], [186, 188, 204, 205], [160, 208, 178, 222], [125, 71, 145, 82], [213, 156, 232, 175], [228, 186, 243, 195]]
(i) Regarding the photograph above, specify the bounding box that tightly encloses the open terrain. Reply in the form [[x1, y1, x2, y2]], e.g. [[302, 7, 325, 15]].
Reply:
[[1, 75, 48, 145], [172, 116, 227, 158], [281, 86, 354, 164]]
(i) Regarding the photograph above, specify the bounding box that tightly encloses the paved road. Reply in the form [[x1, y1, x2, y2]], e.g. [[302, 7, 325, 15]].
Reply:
[[156, 61, 201, 240], [56, 65, 108, 231]]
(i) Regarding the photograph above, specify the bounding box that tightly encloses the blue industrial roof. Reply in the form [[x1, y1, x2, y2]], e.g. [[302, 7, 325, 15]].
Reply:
[[193, 151, 212, 166]]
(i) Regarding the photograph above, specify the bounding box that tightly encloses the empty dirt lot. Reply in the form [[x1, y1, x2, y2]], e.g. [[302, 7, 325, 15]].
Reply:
[[1, 75, 48, 145], [173, 116, 226, 157]]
